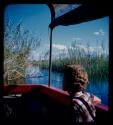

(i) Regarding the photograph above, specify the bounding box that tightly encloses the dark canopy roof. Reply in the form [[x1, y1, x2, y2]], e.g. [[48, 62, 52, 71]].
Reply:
[[48, 4, 109, 29]]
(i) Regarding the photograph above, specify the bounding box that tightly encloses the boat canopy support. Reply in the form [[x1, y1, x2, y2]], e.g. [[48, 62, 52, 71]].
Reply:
[[47, 4, 55, 86], [49, 4, 108, 28]]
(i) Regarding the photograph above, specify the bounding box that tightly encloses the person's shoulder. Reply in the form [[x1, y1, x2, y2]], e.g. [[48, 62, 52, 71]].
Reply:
[[82, 91, 94, 101], [82, 91, 92, 97]]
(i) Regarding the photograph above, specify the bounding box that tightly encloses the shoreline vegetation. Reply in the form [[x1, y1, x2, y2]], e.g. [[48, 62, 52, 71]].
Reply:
[[32, 54, 108, 81], [4, 21, 41, 84], [32, 41, 109, 81], [4, 22, 108, 84]]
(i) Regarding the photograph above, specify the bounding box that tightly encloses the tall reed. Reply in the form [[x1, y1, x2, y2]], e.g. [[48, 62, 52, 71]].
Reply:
[[38, 41, 108, 81]]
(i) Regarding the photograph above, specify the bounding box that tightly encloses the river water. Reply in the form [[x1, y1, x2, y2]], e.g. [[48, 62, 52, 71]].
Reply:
[[25, 67, 108, 106]]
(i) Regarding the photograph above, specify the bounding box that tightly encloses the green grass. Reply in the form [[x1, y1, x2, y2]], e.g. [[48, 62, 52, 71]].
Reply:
[[34, 42, 109, 81]]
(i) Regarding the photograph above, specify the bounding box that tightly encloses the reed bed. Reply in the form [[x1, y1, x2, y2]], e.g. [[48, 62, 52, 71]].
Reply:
[[37, 42, 108, 81]]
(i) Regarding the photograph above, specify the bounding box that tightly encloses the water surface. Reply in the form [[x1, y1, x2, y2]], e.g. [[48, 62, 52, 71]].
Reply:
[[25, 67, 108, 105]]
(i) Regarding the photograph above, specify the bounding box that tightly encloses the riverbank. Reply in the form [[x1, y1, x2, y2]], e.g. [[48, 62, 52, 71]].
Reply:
[[32, 55, 108, 80]]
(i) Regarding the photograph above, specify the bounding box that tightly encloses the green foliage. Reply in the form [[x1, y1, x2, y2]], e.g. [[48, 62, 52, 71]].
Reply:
[[4, 20, 41, 84], [38, 41, 108, 81]]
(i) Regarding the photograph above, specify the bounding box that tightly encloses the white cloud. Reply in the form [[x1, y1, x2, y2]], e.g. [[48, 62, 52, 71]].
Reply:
[[70, 44, 87, 52], [94, 29, 105, 36], [72, 37, 82, 41], [94, 32, 100, 35], [69, 44, 107, 56], [52, 44, 67, 50]]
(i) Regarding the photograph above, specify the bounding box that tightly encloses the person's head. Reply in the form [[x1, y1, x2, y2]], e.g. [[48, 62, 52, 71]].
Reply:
[[63, 64, 89, 95]]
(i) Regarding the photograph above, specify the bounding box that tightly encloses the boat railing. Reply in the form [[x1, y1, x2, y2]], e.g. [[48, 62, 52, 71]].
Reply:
[[3, 84, 108, 112]]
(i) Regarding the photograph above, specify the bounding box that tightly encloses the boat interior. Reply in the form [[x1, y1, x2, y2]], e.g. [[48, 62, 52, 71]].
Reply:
[[2, 84, 108, 123], [0, 1, 110, 123]]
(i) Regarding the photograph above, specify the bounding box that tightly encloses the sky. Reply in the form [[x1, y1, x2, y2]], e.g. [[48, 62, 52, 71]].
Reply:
[[4, 4, 109, 60]]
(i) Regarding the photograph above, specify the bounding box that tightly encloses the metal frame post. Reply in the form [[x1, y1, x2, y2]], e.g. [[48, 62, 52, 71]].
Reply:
[[48, 28, 53, 87]]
